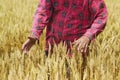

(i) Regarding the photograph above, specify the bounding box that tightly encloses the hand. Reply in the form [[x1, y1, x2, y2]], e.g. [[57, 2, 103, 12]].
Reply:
[[73, 36, 90, 55], [22, 38, 36, 54]]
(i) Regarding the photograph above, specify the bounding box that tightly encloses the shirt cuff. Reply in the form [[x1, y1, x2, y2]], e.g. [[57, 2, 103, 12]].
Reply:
[[29, 32, 39, 40]]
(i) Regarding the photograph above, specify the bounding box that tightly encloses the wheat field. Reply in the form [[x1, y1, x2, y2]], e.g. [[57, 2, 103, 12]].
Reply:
[[0, 0, 120, 80]]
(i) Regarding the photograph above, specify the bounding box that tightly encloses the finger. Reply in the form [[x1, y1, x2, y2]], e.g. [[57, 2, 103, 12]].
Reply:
[[72, 39, 77, 44], [84, 44, 88, 53], [73, 41, 80, 49], [81, 48, 84, 53], [80, 43, 86, 53], [23, 47, 27, 54], [22, 43, 27, 52], [22, 42, 28, 51], [22, 44, 30, 54], [73, 41, 78, 47], [24, 45, 31, 54], [77, 41, 82, 51], [22, 44, 26, 51], [73, 39, 80, 45], [22, 39, 30, 50]]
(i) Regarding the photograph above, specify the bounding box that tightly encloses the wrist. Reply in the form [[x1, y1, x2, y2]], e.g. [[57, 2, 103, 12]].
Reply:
[[82, 35, 91, 43], [28, 33, 37, 42], [29, 33, 38, 40], [28, 36, 37, 43], [28, 33, 40, 44], [83, 34, 92, 41]]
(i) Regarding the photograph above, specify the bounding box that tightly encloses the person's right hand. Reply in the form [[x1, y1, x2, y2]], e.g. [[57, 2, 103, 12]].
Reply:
[[22, 38, 36, 54]]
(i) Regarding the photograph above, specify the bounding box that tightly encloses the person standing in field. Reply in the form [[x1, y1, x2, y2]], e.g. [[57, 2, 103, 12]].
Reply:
[[22, 0, 108, 57]]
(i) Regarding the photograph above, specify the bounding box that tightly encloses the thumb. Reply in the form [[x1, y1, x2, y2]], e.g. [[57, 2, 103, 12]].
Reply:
[[22, 43, 26, 51], [22, 40, 29, 51]]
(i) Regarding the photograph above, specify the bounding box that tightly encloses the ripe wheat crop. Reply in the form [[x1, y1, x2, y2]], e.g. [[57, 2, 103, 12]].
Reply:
[[0, 0, 120, 80]]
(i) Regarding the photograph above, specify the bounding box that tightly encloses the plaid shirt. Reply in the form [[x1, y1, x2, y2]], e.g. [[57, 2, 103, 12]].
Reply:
[[30, 0, 108, 50]]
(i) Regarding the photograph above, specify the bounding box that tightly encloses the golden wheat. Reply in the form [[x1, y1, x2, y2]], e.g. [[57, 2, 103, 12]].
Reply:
[[0, 0, 120, 80]]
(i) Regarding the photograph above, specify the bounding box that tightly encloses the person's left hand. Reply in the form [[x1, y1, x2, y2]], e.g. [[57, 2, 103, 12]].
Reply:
[[73, 36, 91, 54]]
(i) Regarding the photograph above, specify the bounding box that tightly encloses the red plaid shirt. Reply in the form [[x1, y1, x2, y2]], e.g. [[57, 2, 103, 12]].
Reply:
[[30, 0, 108, 50]]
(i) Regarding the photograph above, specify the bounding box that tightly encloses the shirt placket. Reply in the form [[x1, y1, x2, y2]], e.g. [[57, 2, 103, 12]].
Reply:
[[62, 0, 74, 40]]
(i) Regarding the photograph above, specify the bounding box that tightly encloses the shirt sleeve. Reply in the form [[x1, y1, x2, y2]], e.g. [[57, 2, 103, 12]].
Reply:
[[84, 0, 108, 40], [30, 0, 53, 39]]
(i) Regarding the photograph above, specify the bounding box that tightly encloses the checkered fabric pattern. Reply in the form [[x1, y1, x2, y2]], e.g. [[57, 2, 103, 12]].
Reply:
[[31, 0, 108, 50]]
